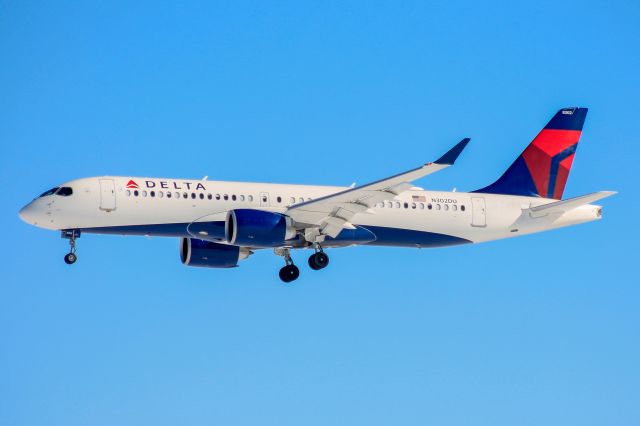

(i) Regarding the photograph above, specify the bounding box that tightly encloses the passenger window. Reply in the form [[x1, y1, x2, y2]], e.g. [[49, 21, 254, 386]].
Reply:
[[126, 190, 131, 196], [427, 203, 432, 210], [199, 193, 204, 199], [134, 190, 139, 197], [167, 192, 172, 199], [215, 194, 221, 200], [395, 201, 401, 208], [183, 192, 188, 199], [150, 191, 155, 197], [403, 202, 408, 209], [290, 197, 295, 204], [411, 202, 416, 209], [232, 194, 237, 201], [207, 194, 212, 200], [443, 204, 449, 211], [175, 192, 180, 199], [419, 203, 424, 209], [385, 201, 392, 208], [277, 196, 282, 203], [158, 191, 163, 198], [248, 195, 254, 202], [299, 197, 304, 203], [224, 194, 229, 201], [435, 204, 441, 210], [191, 193, 196, 199], [461, 205, 466, 211], [142, 191, 147, 197], [452, 204, 457, 211], [240, 195, 245, 201]]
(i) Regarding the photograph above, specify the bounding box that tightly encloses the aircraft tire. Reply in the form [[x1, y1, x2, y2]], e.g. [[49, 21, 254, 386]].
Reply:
[[279, 264, 300, 283], [64, 253, 77, 265], [308, 252, 329, 270]]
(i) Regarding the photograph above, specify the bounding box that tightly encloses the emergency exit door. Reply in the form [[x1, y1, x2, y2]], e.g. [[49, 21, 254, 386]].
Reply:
[[99, 179, 116, 211]]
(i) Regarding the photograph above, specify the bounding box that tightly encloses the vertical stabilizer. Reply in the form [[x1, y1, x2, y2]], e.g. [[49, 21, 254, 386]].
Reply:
[[475, 107, 587, 199]]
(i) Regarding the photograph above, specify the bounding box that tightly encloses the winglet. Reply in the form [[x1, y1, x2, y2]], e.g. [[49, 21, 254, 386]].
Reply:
[[434, 138, 471, 165]]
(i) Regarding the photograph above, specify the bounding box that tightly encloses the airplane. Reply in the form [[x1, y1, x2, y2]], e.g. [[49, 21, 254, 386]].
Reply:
[[18, 107, 615, 283]]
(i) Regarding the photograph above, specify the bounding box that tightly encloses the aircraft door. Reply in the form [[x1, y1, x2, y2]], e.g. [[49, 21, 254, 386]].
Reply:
[[471, 197, 486, 227], [259, 192, 270, 207], [99, 179, 117, 211]]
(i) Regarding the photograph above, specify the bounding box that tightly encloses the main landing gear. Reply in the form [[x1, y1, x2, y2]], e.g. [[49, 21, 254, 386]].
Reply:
[[308, 244, 329, 270], [275, 248, 299, 283], [274, 245, 330, 283], [62, 229, 80, 265]]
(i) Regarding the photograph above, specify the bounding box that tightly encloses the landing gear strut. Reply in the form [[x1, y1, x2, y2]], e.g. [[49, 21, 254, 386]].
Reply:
[[62, 230, 80, 265], [308, 244, 329, 270], [274, 247, 299, 283]]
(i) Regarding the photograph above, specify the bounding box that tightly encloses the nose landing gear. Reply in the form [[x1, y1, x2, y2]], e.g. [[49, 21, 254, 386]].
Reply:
[[62, 230, 80, 265]]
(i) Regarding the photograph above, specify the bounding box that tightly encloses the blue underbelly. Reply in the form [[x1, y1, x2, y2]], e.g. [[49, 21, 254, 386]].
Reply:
[[360, 225, 471, 248], [79, 222, 471, 248]]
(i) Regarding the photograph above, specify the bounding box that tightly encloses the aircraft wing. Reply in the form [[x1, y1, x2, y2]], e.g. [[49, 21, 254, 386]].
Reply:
[[286, 138, 470, 238]]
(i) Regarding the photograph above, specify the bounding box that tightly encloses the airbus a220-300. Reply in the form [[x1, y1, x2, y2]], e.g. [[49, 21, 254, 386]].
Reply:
[[19, 108, 614, 282]]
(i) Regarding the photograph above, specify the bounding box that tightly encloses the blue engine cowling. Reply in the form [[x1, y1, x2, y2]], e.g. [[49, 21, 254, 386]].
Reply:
[[180, 238, 250, 268], [225, 209, 297, 247]]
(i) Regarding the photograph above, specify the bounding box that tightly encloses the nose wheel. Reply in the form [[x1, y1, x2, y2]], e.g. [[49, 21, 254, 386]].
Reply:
[[64, 252, 77, 265], [61, 230, 80, 265]]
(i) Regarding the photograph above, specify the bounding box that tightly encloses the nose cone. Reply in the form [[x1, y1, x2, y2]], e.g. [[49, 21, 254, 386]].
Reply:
[[19, 202, 38, 225]]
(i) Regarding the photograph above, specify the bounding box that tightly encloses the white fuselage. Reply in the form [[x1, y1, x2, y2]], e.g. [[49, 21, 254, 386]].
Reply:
[[19, 176, 603, 249]]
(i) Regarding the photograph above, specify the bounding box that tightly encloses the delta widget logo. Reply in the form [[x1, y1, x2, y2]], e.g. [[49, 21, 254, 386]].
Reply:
[[124, 179, 207, 190]]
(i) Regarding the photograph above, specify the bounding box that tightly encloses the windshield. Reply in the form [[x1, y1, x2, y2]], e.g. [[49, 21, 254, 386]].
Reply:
[[39, 187, 59, 198], [37, 186, 73, 198], [56, 187, 73, 196]]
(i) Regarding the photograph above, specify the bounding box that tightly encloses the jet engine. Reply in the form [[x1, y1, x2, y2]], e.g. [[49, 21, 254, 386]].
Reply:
[[225, 209, 297, 247], [180, 238, 251, 268]]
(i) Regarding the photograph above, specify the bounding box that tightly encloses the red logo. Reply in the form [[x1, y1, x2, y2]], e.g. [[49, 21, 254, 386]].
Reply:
[[126, 180, 139, 189]]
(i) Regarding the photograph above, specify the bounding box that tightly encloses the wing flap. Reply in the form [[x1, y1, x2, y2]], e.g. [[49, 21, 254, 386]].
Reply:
[[286, 138, 470, 239]]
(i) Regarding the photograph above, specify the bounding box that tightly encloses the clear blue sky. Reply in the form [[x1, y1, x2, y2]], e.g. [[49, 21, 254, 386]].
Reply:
[[1, 1, 638, 425]]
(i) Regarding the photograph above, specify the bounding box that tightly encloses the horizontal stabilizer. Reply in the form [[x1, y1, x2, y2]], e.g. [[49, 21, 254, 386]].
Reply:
[[528, 191, 616, 217]]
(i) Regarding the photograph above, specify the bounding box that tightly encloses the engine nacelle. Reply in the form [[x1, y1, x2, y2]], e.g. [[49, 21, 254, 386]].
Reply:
[[225, 209, 296, 247], [180, 238, 251, 268]]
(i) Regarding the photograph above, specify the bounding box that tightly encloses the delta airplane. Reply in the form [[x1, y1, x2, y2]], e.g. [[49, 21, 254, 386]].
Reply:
[[19, 107, 614, 282]]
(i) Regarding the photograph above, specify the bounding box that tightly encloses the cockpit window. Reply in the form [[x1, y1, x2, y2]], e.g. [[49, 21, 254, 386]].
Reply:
[[56, 187, 73, 196], [39, 187, 59, 197]]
